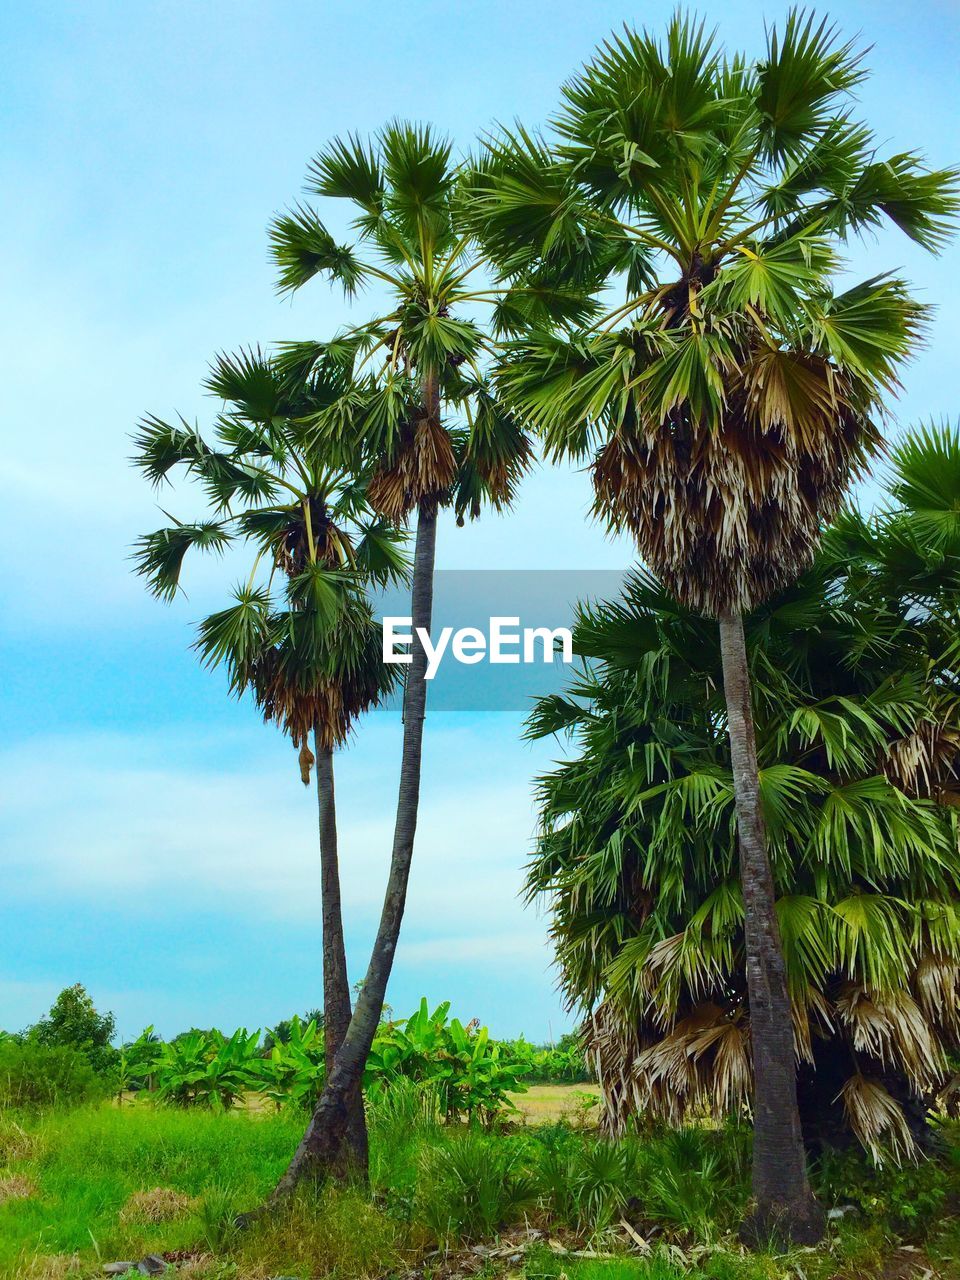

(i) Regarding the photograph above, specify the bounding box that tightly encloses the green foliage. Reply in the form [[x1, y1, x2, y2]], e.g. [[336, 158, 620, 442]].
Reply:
[[365, 999, 530, 1124], [0, 1040, 106, 1109], [817, 1137, 960, 1237], [26, 984, 118, 1075], [526, 425, 960, 1159], [500, 1032, 592, 1084], [634, 1128, 750, 1242], [366, 1076, 441, 1206], [252, 1016, 325, 1110], [107, 1002, 528, 1123], [2, 1105, 959, 1276], [0, 1106, 304, 1270], [197, 1184, 242, 1252], [152, 1029, 262, 1110], [415, 1131, 538, 1242], [537, 1132, 636, 1234]]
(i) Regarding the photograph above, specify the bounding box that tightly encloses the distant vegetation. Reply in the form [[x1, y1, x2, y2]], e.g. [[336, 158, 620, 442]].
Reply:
[[0, 987, 591, 1119]]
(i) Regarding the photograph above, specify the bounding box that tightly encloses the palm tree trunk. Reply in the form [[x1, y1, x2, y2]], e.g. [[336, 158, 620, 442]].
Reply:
[[313, 732, 368, 1172], [271, 375, 440, 1194], [718, 611, 824, 1248]]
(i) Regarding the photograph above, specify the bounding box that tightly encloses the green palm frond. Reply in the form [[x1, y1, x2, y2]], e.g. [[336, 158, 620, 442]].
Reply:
[[526, 424, 960, 1160], [269, 205, 365, 297], [132, 521, 232, 601]]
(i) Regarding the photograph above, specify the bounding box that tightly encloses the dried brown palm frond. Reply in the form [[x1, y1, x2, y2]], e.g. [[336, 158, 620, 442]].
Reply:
[[840, 1074, 919, 1166], [831, 984, 942, 1091], [588, 998, 753, 1134], [791, 983, 834, 1065], [249, 622, 394, 776], [250, 653, 348, 754], [684, 1005, 753, 1113], [884, 715, 960, 801], [587, 968, 951, 1156], [367, 411, 457, 521], [584, 999, 650, 1138], [592, 366, 877, 618], [913, 953, 960, 1036]]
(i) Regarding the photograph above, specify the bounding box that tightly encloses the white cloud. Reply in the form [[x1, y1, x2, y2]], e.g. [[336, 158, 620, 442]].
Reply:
[[0, 720, 549, 943]]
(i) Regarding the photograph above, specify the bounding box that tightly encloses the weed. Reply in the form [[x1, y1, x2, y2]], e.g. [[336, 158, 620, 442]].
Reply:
[[198, 1185, 241, 1252]]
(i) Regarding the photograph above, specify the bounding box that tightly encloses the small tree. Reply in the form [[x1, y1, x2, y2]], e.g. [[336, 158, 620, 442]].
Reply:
[[29, 983, 117, 1074]]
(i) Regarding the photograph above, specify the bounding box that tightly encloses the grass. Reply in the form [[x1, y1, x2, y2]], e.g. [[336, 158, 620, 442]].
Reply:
[[0, 1105, 304, 1272], [510, 1085, 600, 1125], [1, 1100, 959, 1280]]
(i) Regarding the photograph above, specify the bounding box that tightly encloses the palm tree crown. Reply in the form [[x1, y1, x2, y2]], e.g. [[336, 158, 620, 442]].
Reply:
[[469, 12, 957, 614], [132, 347, 406, 774], [269, 121, 572, 524]]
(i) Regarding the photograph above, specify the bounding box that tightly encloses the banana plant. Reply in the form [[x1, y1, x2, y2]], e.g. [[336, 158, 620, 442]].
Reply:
[[252, 1016, 326, 1110], [153, 1028, 261, 1109]]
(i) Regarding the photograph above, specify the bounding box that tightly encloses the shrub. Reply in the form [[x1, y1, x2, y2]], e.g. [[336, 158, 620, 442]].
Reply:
[[366, 999, 530, 1125], [153, 1028, 261, 1108], [416, 1132, 538, 1242], [817, 1139, 959, 1238], [501, 1033, 593, 1084], [634, 1127, 750, 1242], [0, 1040, 105, 1108], [536, 1129, 636, 1235]]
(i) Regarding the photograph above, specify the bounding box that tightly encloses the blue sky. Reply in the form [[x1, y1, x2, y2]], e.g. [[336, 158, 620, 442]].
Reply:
[[1, 0, 958, 1041]]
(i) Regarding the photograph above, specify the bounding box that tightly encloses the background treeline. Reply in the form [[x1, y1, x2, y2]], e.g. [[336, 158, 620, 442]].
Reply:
[[0, 985, 591, 1117]]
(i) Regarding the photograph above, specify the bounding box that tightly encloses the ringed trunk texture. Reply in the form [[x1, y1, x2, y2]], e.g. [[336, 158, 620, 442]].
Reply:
[[718, 612, 825, 1248], [313, 734, 368, 1174], [272, 376, 440, 1195]]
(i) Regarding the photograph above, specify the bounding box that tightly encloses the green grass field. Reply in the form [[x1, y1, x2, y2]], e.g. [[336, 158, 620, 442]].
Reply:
[[3, 1098, 960, 1280]]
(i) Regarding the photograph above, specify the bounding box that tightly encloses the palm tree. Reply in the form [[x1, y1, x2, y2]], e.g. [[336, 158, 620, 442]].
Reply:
[[527, 426, 960, 1168], [264, 122, 582, 1187], [469, 13, 957, 1243], [132, 347, 406, 1165]]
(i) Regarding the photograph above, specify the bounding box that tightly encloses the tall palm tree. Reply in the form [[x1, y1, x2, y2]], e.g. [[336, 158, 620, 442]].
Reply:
[[264, 122, 582, 1187], [132, 347, 406, 1165], [468, 13, 957, 1243], [527, 426, 960, 1167]]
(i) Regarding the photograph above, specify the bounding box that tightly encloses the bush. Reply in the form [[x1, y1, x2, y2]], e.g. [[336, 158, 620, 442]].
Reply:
[[502, 1032, 594, 1084], [0, 1040, 106, 1108], [633, 1126, 750, 1242], [817, 1138, 960, 1238], [535, 1127, 636, 1235], [366, 999, 530, 1124], [416, 1131, 538, 1242]]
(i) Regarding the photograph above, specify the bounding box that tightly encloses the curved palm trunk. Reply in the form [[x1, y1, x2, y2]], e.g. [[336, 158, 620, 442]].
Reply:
[[718, 612, 824, 1248], [313, 733, 368, 1171], [272, 377, 440, 1194]]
